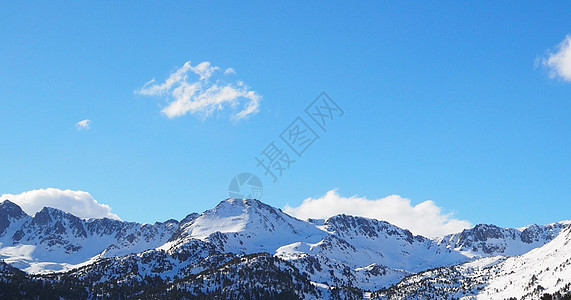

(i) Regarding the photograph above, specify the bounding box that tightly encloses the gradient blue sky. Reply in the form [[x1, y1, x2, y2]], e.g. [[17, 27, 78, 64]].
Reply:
[[1, 1, 570, 228]]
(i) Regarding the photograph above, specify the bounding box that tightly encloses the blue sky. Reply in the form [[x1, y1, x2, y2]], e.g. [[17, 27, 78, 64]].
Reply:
[[1, 1, 570, 233]]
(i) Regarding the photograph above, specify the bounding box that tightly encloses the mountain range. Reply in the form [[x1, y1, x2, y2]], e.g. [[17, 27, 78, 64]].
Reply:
[[0, 198, 569, 299]]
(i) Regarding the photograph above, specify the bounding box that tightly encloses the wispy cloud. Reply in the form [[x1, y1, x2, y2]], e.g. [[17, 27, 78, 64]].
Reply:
[[136, 61, 260, 120], [541, 35, 571, 82], [76, 119, 91, 130], [283, 190, 472, 238], [1, 188, 120, 220]]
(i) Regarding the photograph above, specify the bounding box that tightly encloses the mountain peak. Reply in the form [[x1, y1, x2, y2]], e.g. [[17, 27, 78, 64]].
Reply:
[[325, 213, 421, 244], [28, 206, 87, 239], [0, 200, 26, 218], [1, 199, 17, 206], [34, 206, 75, 221], [208, 198, 288, 221], [456, 223, 505, 242], [0, 200, 28, 236], [179, 198, 327, 253], [218, 198, 264, 208]]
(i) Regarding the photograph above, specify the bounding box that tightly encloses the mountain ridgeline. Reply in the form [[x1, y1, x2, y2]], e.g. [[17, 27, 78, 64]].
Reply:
[[0, 198, 569, 299]]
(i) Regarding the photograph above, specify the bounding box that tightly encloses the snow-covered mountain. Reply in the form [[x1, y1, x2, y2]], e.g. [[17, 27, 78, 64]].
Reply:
[[436, 222, 568, 258], [167, 198, 328, 254], [0, 200, 178, 273], [0, 197, 569, 299], [373, 225, 571, 299]]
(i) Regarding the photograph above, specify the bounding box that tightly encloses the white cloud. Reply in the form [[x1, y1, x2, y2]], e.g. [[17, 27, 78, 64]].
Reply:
[[136, 61, 260, 120], [542, 35, 571, 82], [76, 119, 91, 130], [1, 188, 120, 220], [283, 190, 472, 238]]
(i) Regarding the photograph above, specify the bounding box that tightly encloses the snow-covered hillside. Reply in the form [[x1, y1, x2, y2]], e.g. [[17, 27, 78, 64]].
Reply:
[[373, 226, 571, 299], [0, 197, 568, 298]]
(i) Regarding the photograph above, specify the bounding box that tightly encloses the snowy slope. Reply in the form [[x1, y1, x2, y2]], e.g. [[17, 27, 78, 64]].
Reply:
[[321, 214, 467, 271], [178, 198, 328, 253], [373, 225, 571, 299], [478, 225, 571, 299]]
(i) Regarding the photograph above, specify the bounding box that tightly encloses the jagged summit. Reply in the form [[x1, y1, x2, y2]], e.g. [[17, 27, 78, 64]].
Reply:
[[1, 199, 19, 208], [438, 221, 569, 257], [212, 198, 291, 218], [0, 200, 28, 237], [0, 200, 26, 218], [33, 206, 82, 222], [324, 214, 422, 243], [210, 198, 278, 216]]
